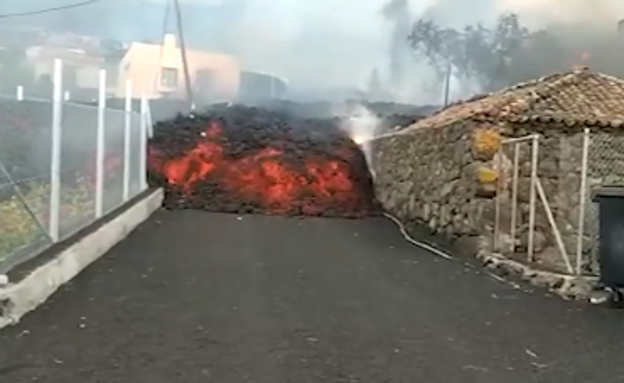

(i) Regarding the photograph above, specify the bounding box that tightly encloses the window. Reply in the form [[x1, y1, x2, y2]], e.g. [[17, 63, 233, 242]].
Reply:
[[160, 67, 178, 87]]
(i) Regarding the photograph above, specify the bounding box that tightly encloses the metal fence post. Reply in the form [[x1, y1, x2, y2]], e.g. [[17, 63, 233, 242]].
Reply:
[[49, 59, 64, 242], [122, 79, 132, 202], [146, 99, 154, 138], [510, 142, 520, 253], [139, 94, 148, 191], [576, 128, 591, 274], [493, 145, 502, 251], [95, 69, 107, 218], [527, 134, 539, 262]]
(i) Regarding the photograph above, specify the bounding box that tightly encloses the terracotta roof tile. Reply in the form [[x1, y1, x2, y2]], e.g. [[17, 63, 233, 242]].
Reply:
[[404, 68, 624, 131]]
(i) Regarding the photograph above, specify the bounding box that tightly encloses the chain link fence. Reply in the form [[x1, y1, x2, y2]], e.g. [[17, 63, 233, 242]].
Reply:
[[494, 136, 531, 257], [0, 60, 151, 274], [494, 132, 589, 275], [493, 129, 624, 277], [582, 130, 624, 274]]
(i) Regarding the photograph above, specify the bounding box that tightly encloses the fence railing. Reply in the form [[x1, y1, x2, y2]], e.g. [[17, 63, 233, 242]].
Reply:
[[493, 134, 575, 274], [582, 129, 624, 273], [0, 59, 153, 275], [494, 128, 624, 277]]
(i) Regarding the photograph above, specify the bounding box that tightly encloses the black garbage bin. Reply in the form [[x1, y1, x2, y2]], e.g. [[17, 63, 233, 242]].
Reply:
[[592, 186, 624, 287]]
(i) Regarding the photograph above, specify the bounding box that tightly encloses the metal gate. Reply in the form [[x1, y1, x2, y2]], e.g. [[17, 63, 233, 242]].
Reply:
[[493, 134, 576, 274]]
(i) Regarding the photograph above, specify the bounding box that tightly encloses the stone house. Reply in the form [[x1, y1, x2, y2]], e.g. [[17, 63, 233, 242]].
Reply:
[[371, 68, 624, 274]]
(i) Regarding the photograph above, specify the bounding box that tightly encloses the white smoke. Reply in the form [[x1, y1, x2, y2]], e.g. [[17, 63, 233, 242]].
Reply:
[[8, 0, 622, 102], [339, 104, 381, 176]]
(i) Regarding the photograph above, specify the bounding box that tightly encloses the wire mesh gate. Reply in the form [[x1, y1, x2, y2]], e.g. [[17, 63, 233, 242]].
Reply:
[[493, 128, 624, 276], [582, 129, 624, 274], [493, 134, 578, 275]]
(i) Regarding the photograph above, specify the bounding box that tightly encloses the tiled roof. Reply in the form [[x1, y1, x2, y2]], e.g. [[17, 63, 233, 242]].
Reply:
[[404, 68, 624, 131]]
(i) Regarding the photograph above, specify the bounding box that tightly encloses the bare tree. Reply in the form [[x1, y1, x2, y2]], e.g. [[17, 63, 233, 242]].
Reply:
[[409, 12, 624, 95], [408, 13, 546, 92], [408, 18, 460, 95]]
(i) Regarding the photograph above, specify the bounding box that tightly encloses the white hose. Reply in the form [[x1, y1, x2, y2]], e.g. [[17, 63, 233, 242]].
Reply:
[[383, 212, 454, 260], [383, 212, 517, 287]]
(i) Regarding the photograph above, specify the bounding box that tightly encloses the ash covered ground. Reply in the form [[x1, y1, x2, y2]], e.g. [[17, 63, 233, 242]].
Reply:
[[147, 102, 428, 218]]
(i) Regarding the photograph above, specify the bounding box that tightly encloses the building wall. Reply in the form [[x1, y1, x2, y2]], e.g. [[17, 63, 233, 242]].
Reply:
[[370, 118, 592, 274], [187, 51, 240, 103], [371, 120, 485, 250], [371, 116, 624, 275], [116, 45, 162, 98], [238, 71, 288, 101], [75, 65, 101, 89], [26, 45, 118, 97], [116, 35, 240, 102], [32, 59, 116, 93], [548, 126, 624, 273]]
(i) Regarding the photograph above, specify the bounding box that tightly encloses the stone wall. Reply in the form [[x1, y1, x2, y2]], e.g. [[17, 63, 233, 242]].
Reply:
[[370, 120, 497, 258], [370, 119, 621, 274]]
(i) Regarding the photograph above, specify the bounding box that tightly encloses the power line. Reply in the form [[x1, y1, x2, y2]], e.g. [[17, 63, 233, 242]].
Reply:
[[0, 0, 102, 19], [152, 0, 171, 93], [172, 0, 194, 110]]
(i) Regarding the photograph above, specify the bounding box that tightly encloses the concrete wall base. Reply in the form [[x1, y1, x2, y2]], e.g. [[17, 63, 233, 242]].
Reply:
[[0, 188, 163, 330], [477, 250, 599, 300]]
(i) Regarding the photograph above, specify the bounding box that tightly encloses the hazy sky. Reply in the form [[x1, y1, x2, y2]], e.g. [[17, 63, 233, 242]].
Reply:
[[194, 0, 408, 89], [5, 0, 624, 100], [173, 0, 624, 91]]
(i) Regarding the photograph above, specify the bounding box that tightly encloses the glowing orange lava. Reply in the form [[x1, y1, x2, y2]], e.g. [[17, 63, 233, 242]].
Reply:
[[148, 121, 363, 215]]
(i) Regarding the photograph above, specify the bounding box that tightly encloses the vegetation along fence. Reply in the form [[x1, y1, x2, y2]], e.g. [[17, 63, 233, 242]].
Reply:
[[0, 59, 153, 275]]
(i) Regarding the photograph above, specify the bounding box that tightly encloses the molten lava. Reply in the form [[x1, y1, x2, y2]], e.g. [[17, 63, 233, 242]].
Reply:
[[148, 117, 377, 217]]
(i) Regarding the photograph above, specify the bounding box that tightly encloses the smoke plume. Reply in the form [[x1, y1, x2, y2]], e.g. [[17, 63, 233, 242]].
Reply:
[[2, 0, 624, 103], [380, 0, 411, 90], [412, 0, 624, 100]]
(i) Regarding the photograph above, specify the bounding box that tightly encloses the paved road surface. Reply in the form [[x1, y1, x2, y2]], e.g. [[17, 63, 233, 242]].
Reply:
[[1, 210, 624, 382]]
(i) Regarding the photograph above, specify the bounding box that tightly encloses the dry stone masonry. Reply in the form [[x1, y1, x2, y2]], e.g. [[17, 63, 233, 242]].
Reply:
[[370, 68, 624, 281]]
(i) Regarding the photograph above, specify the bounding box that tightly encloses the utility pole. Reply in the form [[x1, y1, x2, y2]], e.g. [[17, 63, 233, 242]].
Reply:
[[172, 0, 194, 111], [443, 61, 452, 107]]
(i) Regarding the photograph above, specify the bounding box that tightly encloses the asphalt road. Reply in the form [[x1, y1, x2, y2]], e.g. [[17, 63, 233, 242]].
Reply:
[[1, 210, 624, 382]]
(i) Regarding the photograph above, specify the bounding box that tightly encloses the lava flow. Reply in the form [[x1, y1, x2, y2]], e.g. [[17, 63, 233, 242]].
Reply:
[[147, 106, 379, 217]]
